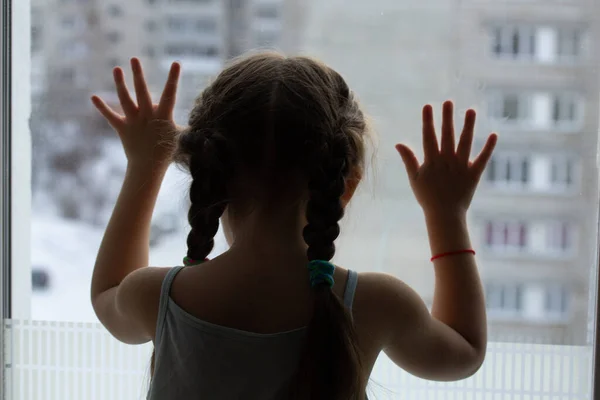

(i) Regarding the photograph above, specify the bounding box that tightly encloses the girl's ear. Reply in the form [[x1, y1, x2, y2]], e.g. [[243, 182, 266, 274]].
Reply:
[[341, 167, 362, 207]]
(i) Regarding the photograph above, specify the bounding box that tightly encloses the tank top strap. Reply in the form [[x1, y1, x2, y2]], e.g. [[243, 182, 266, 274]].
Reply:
[[154, 266, 185, 345], [343, 269, 358, 310]]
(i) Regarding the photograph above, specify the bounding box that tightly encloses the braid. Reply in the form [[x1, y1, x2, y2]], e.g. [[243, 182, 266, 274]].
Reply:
[[304, 72, 354, 262], [184, 131, 232, 262], [303, 138, 349, 261], [294, 68, 366, 399], [297, 133, 364, 400]]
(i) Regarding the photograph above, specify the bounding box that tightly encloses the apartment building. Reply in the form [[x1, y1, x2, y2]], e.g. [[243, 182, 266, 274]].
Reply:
[[458, 0, 600, 345], [302, 0, 599, 345], [30, 0, 305, 123]]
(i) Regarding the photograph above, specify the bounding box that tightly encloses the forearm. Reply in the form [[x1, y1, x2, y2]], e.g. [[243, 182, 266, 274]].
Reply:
[[425, 211, 487, 352], [91, 163, 167, 299]]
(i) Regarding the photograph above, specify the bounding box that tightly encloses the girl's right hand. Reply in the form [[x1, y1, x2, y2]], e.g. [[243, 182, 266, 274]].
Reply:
[[395, 101, 497, 219]]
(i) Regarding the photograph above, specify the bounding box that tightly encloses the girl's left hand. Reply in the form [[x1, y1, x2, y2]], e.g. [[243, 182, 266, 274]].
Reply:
[[91, 57, 181, 168]]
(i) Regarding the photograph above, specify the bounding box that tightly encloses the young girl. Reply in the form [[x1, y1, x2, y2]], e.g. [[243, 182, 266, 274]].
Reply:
[[89, 52, 497, 399]]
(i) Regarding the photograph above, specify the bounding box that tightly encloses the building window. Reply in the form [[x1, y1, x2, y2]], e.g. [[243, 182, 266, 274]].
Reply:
[[551, 94, 581, 126], [256, 4, 279, 19], [486, 154, 529, 187], [485, 283, 524, 313], [557, 28, 582, 59], [544, 285, 569, 315], [165, 43, 219, 57], [550, 157, 575, 189], [106, 32, 121, 43], [491, 25, 536, 58], [485, 221, 528, 251], [546, 221, 575, 253], [502, 94, 520, 120], [488, 92, 530, 123]]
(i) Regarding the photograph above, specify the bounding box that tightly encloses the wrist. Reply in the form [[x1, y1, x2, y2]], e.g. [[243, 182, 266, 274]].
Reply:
[[423, 211, 471, 255], [126, 159, 169, 176], [423, 208, 467, 224], [126, 159, 166, 181]]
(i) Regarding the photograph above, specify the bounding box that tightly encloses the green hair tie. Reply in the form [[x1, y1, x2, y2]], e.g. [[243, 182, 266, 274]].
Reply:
[[183, 256, 208, 266], [307, 260, 335, 288]]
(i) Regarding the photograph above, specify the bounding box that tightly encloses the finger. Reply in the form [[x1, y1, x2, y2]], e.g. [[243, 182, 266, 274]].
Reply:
[[131, 57, 153, 113], [471, 133, 498, 178], [440, 100, 455, 156], [113, 68, 137, 116], [395, 144, 420, 180], [91, 96, 125, 130], [422, 104, 439, 162], [157, 62, 181, 117], [456, 109, 476, 163]]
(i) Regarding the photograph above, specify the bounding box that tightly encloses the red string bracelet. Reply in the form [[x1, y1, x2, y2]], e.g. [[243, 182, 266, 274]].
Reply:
[[430, 249, 476, 262]]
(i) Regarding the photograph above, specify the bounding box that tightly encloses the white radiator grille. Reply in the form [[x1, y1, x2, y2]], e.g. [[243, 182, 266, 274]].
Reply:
[[2, 319, 593, 400]]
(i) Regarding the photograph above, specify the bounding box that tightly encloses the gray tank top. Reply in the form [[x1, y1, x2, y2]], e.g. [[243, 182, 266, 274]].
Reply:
[[147, 267, 360, 399]]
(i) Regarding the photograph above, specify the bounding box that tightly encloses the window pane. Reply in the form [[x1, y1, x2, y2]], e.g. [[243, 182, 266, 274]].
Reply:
[[492, 27, 502, 54], [511, 28, 520, 55], [486, 157, 496, 181], [521, 158, 529, 183], [503, 94, 519, 120], [553, 96, 561, 122]]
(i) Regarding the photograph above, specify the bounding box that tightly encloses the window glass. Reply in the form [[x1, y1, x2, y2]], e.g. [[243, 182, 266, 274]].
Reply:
[[5, 0, 600, 398], [558, 27, 583, 59]]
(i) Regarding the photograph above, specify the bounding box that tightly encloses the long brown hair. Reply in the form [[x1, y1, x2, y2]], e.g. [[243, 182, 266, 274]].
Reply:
[[153, 51, 369, 399]]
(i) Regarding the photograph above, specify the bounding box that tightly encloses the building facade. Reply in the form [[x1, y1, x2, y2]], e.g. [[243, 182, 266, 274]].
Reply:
[[302, 0, 599, 345]]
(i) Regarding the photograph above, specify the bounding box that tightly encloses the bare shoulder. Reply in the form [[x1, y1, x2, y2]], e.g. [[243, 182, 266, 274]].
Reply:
[[117, 267, 173, 333], [351, 271, 429, 349], [120, 266, 172, 300]]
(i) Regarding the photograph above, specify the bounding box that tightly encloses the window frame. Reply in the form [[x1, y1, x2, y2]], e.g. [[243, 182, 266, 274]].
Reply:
[[3, 0, 600, 398], [0, 0, 11, 398]]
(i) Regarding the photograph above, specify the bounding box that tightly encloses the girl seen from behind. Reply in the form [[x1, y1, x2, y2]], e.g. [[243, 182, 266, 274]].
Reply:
[[89, 51, 497, 399]]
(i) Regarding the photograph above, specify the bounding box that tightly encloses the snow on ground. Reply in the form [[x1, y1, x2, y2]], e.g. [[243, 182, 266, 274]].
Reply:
[[31, 164, 229, 323]]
